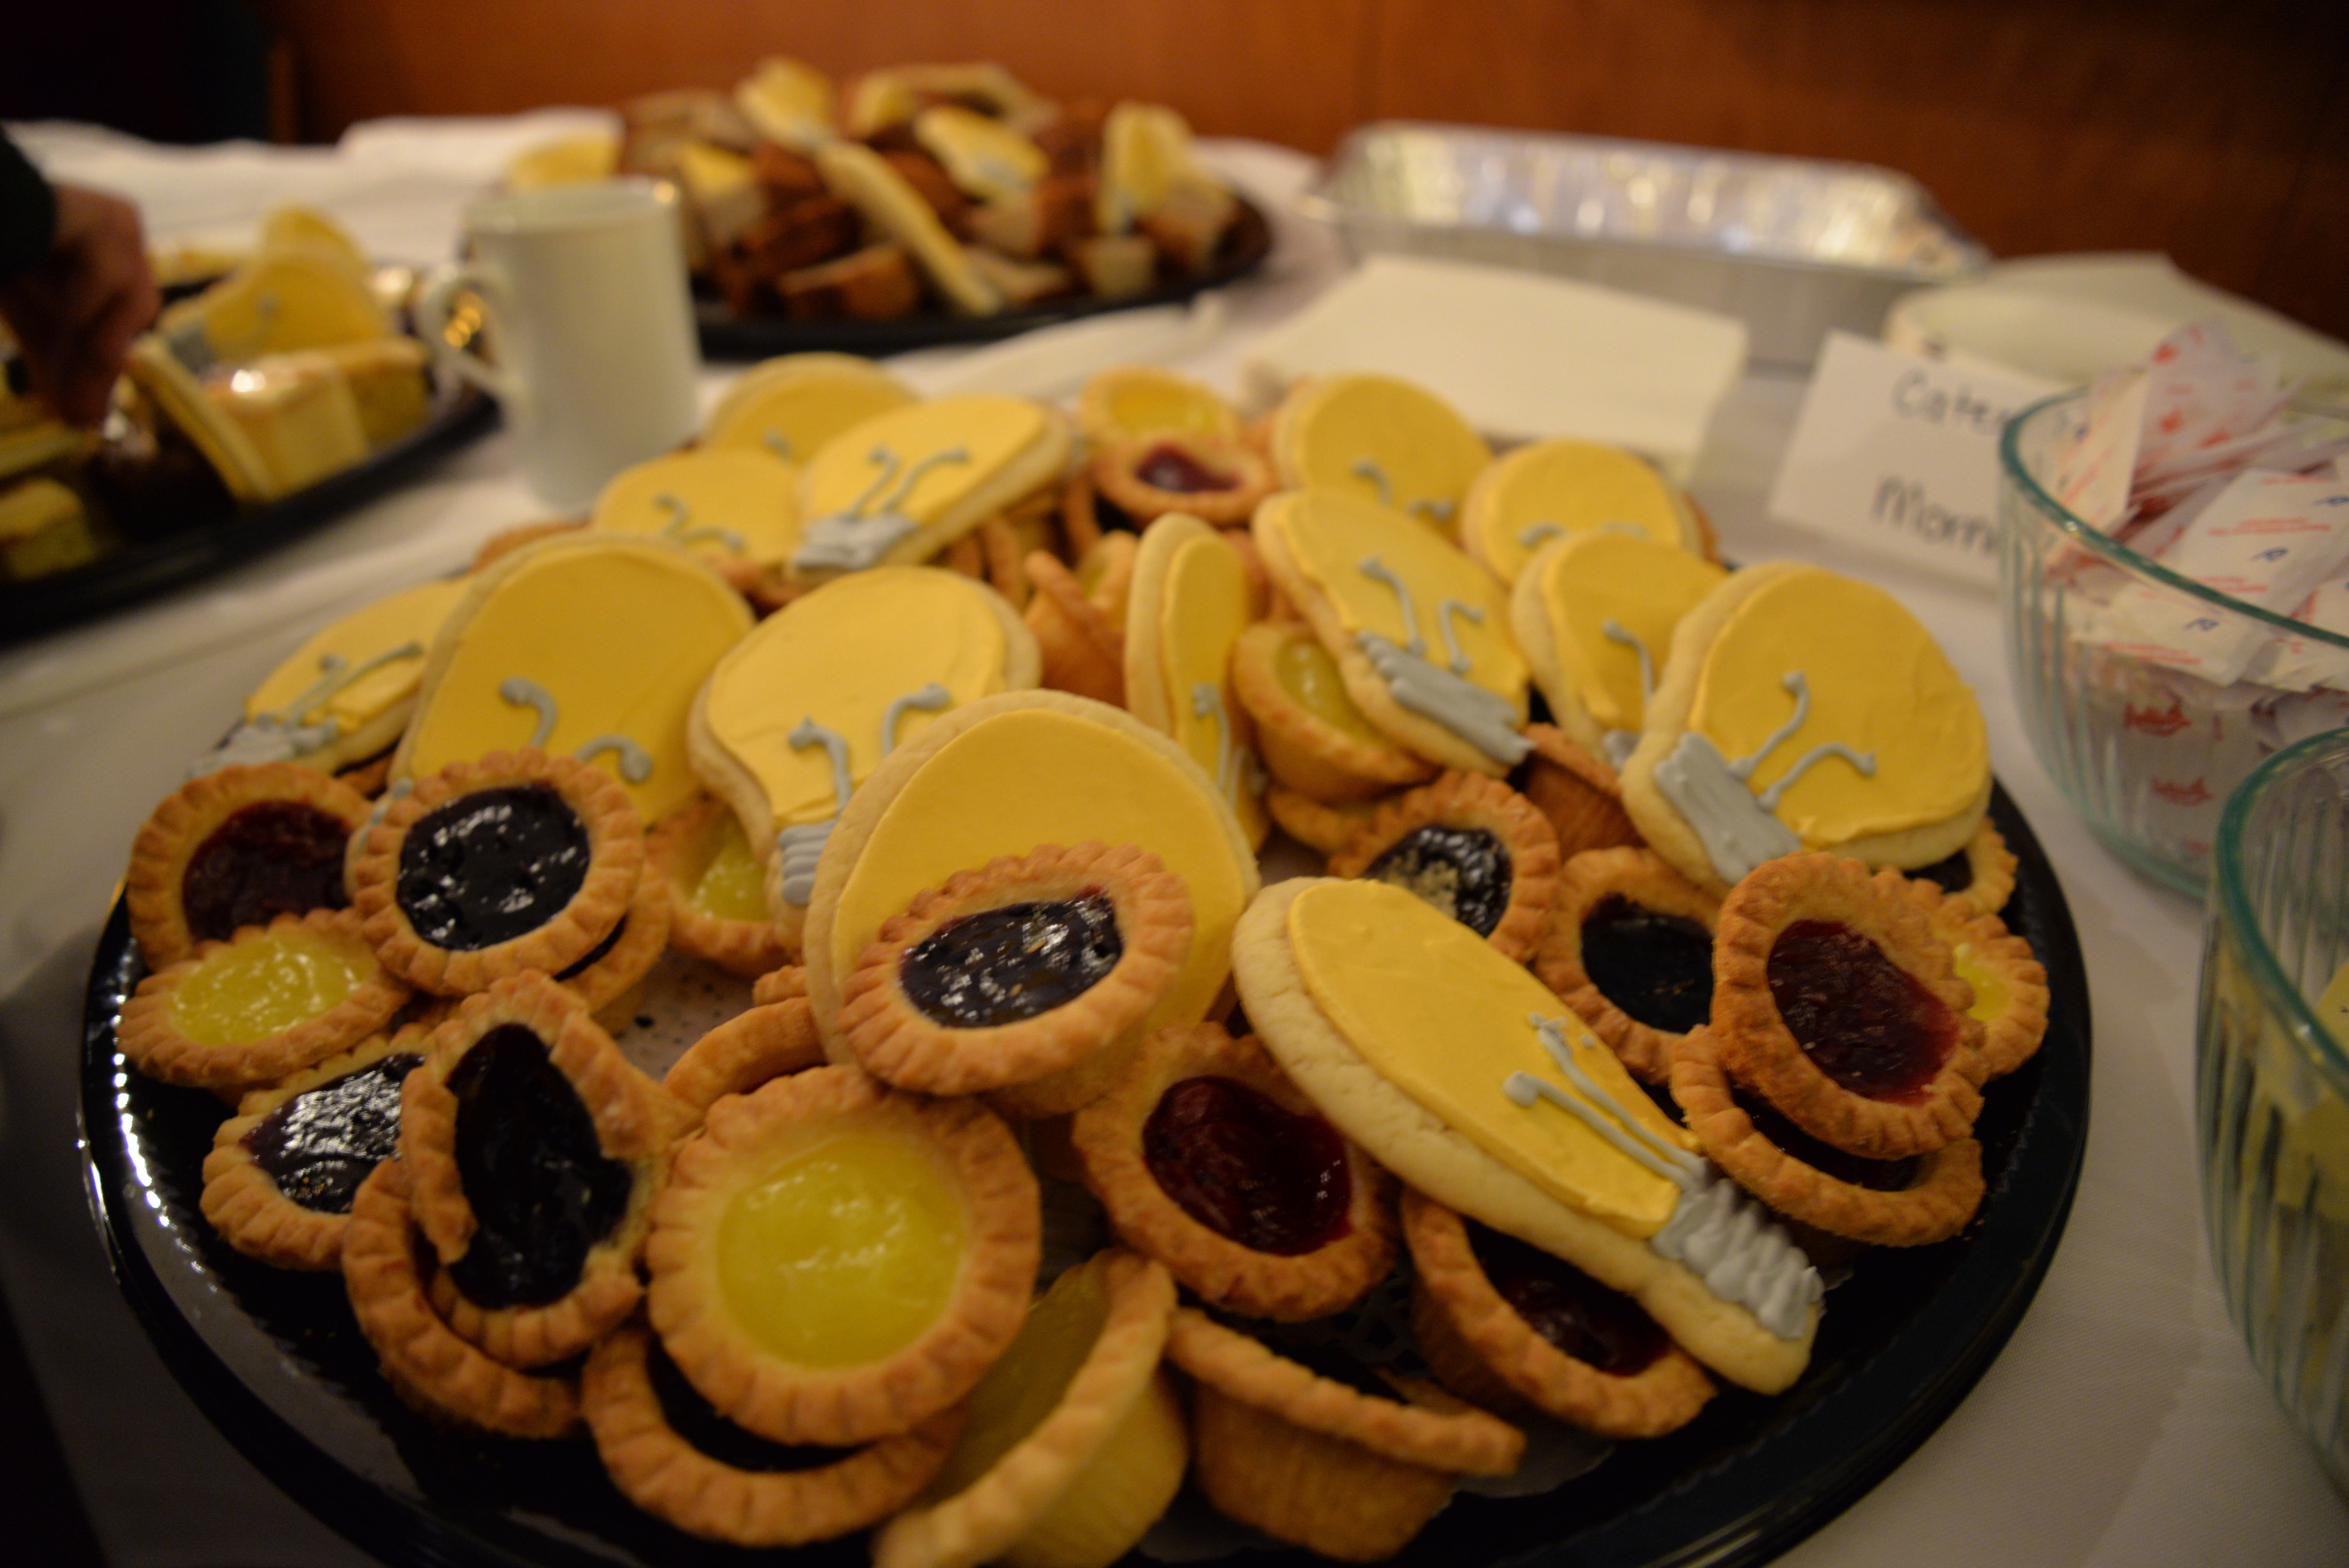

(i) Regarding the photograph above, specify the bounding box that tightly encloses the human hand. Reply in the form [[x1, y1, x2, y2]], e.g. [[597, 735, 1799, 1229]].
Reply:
[[0, 184, 160, 428]]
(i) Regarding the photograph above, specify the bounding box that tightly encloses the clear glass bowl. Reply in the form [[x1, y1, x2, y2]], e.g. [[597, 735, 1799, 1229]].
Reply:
[[1998, 392, 2349, 895], [2198, 727, 2349, 1491]]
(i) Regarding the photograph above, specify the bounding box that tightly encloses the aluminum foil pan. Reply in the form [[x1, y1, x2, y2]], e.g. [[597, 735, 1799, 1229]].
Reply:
[[1304, 123, 1989, 368]]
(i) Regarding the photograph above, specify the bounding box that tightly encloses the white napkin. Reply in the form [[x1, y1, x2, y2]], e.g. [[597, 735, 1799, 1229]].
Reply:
[[1240, 253, 1748, 480]]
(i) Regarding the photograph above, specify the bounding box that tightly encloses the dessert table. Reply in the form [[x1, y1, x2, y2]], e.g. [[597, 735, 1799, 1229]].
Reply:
[[0, 114, 2342, 1568]]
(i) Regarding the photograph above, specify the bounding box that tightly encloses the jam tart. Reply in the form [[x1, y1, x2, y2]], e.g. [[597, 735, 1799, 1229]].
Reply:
[[645, 1065, 1041, 1448], [1886, 868, 2048, 1080], [1326, 772, 1560, 963], [1164, 1306, 1524, 1562], [1512, 723, 1641, 857], [1069, 1023, 1397, 1322], [400, 972, 689, 1368], [117, 908, 409, 1093], [1401, 1189, 1713, 1438], [554, 864, 673, 1027], [872, 1249, 1185, 1568], [1087, 429, 1274, 529], [584, 1320, 966, 1547], [1670, 1025, 1985, 1247], [836, 842, 1193, 1115], [341, 1159, 581, 1438], [351, 749, 646, 997], [1229, 620, 1437, 804], [125, 760, 371, 970], [1711, 853, 1989, 1160], [1265, 783, 1392, 861], [752, 964, 810, 1006], [1913, 815, 2019, 917], [1022, 548, 1126, 707], [201, 1023, 430, 1270], [663, 998, 828, 1117], [649, 795, 793, 980], [1535, 846, 1722, 1085]]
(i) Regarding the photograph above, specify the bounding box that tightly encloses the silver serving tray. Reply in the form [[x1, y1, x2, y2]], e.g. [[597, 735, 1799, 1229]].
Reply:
[[1304, 123, 1989, 368]]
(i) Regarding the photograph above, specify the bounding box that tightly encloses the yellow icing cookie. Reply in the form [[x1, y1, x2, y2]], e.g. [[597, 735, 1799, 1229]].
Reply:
[[687, 566, 1039, 937], [1269, 374, 1491, 532], [802, 691, 1258, 1060], [702, 353, 918, 466], [795, 394, 1070, 577], [1123, 515, 1269, 849], [1510, 532, 1727, 761], [591, 448, 802, 574], [1255, 487, 1527, 777], [395, 534, 754, 826], [1620, 562, 1991, 892], [1460, 438, 1705, 586]]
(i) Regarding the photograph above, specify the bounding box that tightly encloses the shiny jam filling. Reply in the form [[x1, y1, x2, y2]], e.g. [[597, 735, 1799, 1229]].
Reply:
[[716, 1127, 968, 1368], [395, 785, 590, 952], [168, 926, 369, 1047], [1580, 893, 1713, 1034], [1766, 918, 1958, 1103], [1133, 442, 1238, 494], [245, 1052, 421, 1213], [1365, 825, 1511, 937], [927, 1251, 1113, 1499], [1142, 1076, 1352, 1254], [442, 1023, 634, 1308], [1465, 1219, 1668, 1374], [899, 892, 1122, 1028], [646, 1337, 856, 1473], [182, 801, 353, 944], [554, 917, 628, 982], [1271, 634, 1389, 744], [1731, 1086, 1919, 1192], [688, 818, 769, 922]]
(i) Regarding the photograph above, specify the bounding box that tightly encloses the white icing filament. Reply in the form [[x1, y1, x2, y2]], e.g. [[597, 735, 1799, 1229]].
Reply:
[[498, 677, 560, 748], [761, 429, 793, 462], [1436, 599, 1484, 675], [880, 683, 952, 755], [1356, 555, 1427, 657], [775, 821, 830, 907], [577, 735, 654, 784], [654, 490, 746, 555], [1351, 458, 1454, 524], [187, 641, 426, 777], [1601, 619, 1656, 714], [1649, 1176, 1823, 1340], [1500, 1015, 1704, 1187], [789, 717, 855, 814], [792, 442, 971, 574], [1652, 732, 1803, 884], [1191, 681, 1245, 800], [1357, 630, 1531, 766], [1518, 521, 1565, 549]]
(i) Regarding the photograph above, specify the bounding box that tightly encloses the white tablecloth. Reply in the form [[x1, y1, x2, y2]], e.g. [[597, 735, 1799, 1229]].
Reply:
[[1, 118, 2341, 1568]]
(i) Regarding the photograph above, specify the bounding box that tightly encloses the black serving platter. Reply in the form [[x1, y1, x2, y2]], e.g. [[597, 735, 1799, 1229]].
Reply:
[[80, 782, 2087, 1568], [1, 385, 496, 649], [692, 198, 1273, 361]]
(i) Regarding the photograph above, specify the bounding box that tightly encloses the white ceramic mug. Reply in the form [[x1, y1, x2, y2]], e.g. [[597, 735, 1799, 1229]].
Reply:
[[416, 178, 701, 510]]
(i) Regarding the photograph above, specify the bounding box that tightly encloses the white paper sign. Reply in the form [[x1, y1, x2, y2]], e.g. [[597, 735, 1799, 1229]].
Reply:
[[1767, 332, 2062, 588]]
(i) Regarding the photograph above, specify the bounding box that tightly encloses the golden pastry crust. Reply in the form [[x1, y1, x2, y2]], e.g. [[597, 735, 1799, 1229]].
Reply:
[[1886, 869, 2049, 1080], [470, 519, 587, 572], [1400, 1189, 1713, 1437], [1163, 1307, 1523, 1477], [118, 909, 409, 1092], [400, 972, 688, 1367], [976, 514, 1033, 611], [1711, 853, 1988, 1160], [351, 749, 646, 996], [340, 1160, 581, 1438], [1058, 468, 1106, 561], [1089, 431, 1274, 529], [752, 964, 809, 1006], [836, 842, 1194, 1101], [649, 795, 793, 980], [870, 1249, 1183, 1568], [1068, 1023, 1397, 1322], [1534, 846, 1721, 1085], [1230, 621, 1437, 804], [1670, 1026, 1984, 1246], [1514, 724, 1641, 856], [1073, 365, 1242, 452], [126, 762, 371, 970], [1022, 550, 1126, 706], [1189, 1376, 1457, 1563], [1264, 785, 1386, 860], [201, 1024, 433, 1270], [646, 1065, 1041, 1447], [1326, 772, 1559, 964], [1944, 815, 2019, 917], [584, 1321, 965, 1547], [557, 866, 672, 1018], [663, 999, 828, 1116]]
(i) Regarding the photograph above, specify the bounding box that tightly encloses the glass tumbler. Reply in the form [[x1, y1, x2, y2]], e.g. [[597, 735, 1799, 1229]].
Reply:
[[2198, 727, 2349, 1490]]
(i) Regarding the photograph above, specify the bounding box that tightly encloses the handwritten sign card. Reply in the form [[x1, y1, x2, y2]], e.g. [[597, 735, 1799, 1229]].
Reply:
[[1767, 332, 2061, 589]]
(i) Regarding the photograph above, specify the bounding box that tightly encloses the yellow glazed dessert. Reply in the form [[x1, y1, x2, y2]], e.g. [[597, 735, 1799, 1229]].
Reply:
[[1230, 621, 1435, 805], [647, 1065, 1041, 1446]]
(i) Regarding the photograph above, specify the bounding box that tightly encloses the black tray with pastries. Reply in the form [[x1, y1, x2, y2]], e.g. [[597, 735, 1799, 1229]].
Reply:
[[0, 380, 494, 650], [78, 781, 2087, 1568], [692, 195, 1272, 360]]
